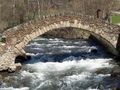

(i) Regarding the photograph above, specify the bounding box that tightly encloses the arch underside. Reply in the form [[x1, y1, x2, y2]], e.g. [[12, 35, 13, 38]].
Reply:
[[15, 21, 118, 57]]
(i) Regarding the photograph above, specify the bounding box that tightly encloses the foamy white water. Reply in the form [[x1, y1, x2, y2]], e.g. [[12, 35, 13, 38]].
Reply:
[[0, 87, 29, 90], [0, 37, 115, 90], [15, 58, 111, 90]]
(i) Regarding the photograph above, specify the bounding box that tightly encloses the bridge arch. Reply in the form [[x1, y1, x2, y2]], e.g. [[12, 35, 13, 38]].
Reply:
[[14, 20, 118, 56], [0, 14, 119, 72]]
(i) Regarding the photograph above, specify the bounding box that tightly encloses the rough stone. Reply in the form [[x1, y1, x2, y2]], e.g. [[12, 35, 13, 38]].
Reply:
[[42, 28, 90, 39], [8, 66, 16, 73], [0, 13, 120, 72], [111, 66, 120, 77], [95, 68, 111, 74]]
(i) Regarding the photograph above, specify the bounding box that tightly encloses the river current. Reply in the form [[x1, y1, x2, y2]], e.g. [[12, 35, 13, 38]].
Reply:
[[0, 37, 119, 90]]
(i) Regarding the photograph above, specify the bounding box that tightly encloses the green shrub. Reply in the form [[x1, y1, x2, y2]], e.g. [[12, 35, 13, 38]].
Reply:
[[111, 15, 120, 24]]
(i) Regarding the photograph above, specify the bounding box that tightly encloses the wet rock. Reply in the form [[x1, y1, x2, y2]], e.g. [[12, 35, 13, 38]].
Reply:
[[7, 63, 22, 73], [0, 75, 2, 79], [3, 76, 15, 87], [15, 55, 26, 63], [91, 48, 98, 53], [8, 65, 16, 73], [26, 55, 31, 60], [0, 75, 3, 86], [114, 56, 120, 62], [1, 36, 6, 43], [15, 55, 31, 63], [111, 66, 120, 77], [95, 68, 111, 74], [97, 84, 105, 90], [8, 68, 15, 73], [16, 63, 22, 71], [88, 48, 98, 54], [111, 82, 120, 90], [0, 81, 2, 86], [116, 82, 120, 90]]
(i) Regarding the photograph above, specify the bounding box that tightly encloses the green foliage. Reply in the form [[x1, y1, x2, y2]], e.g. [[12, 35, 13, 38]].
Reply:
[[112, 15, 120, 24]]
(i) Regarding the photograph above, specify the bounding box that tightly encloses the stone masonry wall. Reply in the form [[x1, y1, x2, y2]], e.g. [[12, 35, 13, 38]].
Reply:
[[0, 13, 120, 72], [42, 27, 90, 39]]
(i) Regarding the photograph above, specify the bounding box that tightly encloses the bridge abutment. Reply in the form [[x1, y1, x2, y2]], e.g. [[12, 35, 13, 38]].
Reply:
[[0, 52, 21, 72]]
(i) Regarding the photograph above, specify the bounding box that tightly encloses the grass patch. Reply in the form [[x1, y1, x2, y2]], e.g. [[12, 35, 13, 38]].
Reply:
[[111, 15, 120, 24]]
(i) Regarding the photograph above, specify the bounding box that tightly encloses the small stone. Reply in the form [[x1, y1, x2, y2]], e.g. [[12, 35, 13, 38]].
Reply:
[[0, 75, 3, 86], [15, 55, 31, 63], [88, 48, 98, 53], [114, 56, 120, 62], [97, 84, 105, 90], [0, 75, 2, 80], [95, 68, 110, 74], [112, 82, 120, 90], [116, 82, 120, 90], [111, 66, 120, 77], [8, 66, 16, 73], [16, 63, 22, 71]]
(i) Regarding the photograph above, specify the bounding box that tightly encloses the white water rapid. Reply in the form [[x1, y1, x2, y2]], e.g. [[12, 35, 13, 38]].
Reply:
[[0, 37, 116, 90]]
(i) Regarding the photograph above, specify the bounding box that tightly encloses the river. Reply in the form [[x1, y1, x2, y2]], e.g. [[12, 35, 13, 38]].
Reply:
[[0, 37, 119, 90]]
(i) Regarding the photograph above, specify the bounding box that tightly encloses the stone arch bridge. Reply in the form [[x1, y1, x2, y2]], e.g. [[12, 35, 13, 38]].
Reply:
[[0, 13, 120, 72]]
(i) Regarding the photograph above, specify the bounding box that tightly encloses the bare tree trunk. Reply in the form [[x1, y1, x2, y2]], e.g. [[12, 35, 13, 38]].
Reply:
[[26, 0, 30, 20], [12, 0, 16, 24], [37, 0, 40, 18], [0, 2, 1, 22]]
